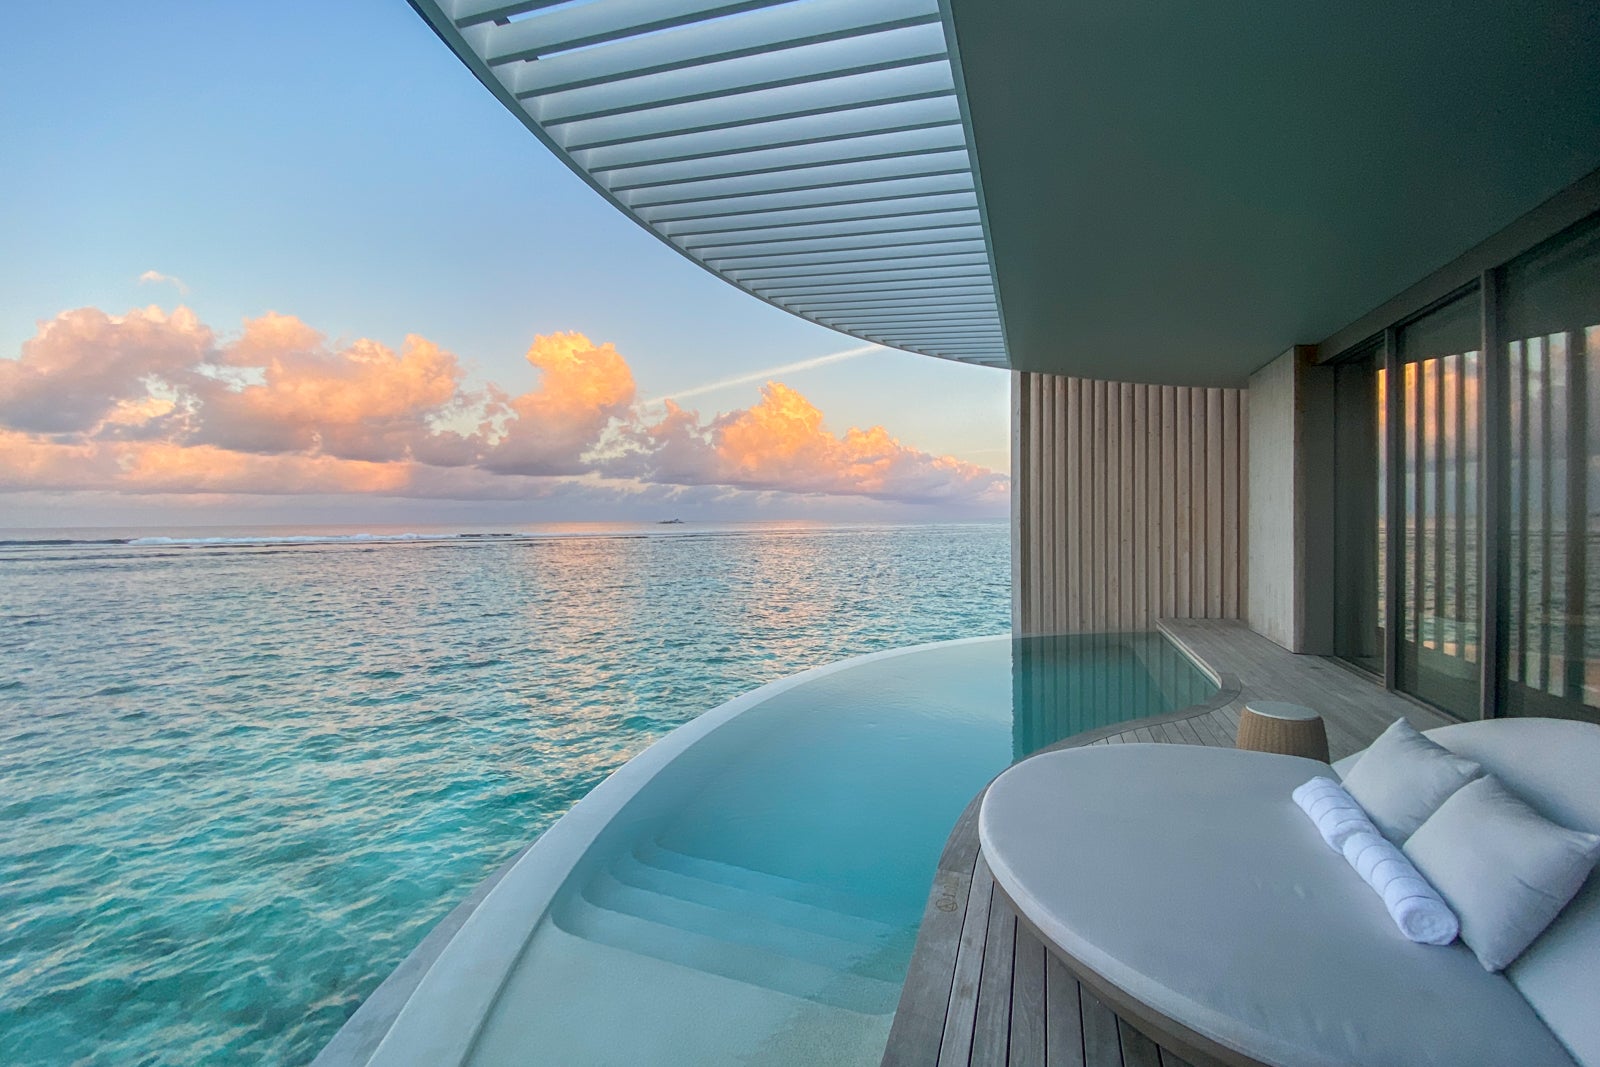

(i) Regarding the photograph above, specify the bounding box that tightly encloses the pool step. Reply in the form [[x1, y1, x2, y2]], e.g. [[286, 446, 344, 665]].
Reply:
[[631, 841, 908, 925], [551, 891, 903, 1015], [610, 849, 902, 948], [582, 869, 907, 980]]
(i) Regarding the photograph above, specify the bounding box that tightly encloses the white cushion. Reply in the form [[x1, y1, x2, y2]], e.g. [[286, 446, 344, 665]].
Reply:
[[1374, 717, 1600, 1066], [1404, 775, 1600, 972], [979, 745, 1578, 1067], [1340, 718, 1482, 843]]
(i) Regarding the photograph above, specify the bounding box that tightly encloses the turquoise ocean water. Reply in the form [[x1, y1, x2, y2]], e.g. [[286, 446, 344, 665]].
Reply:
[[0, 521, 1009, 1065]]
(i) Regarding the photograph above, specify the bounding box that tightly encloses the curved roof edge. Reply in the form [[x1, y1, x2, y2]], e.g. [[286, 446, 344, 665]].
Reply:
[[408, 0, 1009, 368]]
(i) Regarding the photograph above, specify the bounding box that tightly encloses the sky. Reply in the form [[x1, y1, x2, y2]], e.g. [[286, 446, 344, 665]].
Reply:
[[0, 1, 1010, 530]]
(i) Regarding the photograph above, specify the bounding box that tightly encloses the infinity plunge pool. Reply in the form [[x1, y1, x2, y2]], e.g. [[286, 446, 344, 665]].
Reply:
[[349, 632, 1218, 1066]]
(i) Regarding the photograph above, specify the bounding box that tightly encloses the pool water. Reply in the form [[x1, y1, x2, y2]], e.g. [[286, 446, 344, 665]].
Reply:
[[432, 633, 1216, 1066]]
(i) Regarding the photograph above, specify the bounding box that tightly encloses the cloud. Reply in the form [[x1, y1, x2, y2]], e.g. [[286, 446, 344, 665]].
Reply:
[[482, 332, 636, 475], [0, 305, 213, 433], [0, 306, 1005, 511], [189, 314, 483, 465], [137, 270, 190, 295], [616, 381, 1008, 505]]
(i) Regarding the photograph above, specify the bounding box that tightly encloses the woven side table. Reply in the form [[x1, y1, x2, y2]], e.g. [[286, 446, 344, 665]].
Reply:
[[1235, 701, 1330, 762]]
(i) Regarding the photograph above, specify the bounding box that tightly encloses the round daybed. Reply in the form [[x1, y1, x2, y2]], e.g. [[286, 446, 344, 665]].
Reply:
[[978, 718, 1600, 1067]]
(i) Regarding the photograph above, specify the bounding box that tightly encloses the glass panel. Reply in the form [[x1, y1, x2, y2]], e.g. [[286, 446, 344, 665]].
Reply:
[[1333, 347, 1384, 674], [1397, 292, 1482, 718], [1502, 217, 1600, 722]]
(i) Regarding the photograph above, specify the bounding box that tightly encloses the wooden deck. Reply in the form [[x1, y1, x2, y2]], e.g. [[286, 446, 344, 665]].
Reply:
[[881, 619, 1453, 1067]]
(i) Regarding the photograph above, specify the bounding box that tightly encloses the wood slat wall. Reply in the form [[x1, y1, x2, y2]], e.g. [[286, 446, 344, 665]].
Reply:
[[1012, 373, 1249, 635]]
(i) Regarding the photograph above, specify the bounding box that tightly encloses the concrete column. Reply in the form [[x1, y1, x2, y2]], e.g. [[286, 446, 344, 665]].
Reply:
[[1246, 346, 1336, 653]]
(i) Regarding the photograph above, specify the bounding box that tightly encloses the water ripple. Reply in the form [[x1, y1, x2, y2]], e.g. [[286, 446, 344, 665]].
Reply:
[[0, 522, 1009, 1065]]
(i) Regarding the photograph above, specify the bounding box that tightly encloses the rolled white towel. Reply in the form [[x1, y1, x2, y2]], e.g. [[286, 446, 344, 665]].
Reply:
[[1340, 829, 1460, 945], [1292, 776, 1371, 852]]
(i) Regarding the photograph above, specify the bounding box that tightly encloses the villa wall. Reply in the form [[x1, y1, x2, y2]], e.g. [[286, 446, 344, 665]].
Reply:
[[1245, 347, 1336, 654], [1012, 372, 1249, 635]]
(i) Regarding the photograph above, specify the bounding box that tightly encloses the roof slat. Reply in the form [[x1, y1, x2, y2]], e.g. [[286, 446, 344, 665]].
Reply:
[[693, 224, 983, 259], [753, 256, 992, 279], [626, 149, 970, 207], [661, 193, 977, 236], [532, 23, 948, 124], [728, 250, 992, 282], [508, 0, 940, 96], [817, 310, 1001, 325], [480, 0, 797, 64], [412, 0, 1008, 366], [576, 97, 959, 171], [611, 126, 968, 191], [639, 172, 973, 222], [549, 64, 956, 149], [678, 209, 980, 248]]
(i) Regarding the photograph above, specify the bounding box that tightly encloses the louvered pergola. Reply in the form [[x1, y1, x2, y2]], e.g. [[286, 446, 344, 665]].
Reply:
[[409, 0, 1009, 367]]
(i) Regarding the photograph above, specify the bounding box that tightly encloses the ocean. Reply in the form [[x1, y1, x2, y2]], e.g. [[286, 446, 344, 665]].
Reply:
[[0, 521, 1009, 1065]]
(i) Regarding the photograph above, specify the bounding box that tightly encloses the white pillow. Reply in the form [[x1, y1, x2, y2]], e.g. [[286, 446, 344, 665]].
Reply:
[[1339, 718, 1482, 843], [1404, 775, 1600, 972]]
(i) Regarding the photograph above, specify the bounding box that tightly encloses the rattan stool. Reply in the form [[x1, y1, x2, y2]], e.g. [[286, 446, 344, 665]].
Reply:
[[1235, 701, 1329, 762]]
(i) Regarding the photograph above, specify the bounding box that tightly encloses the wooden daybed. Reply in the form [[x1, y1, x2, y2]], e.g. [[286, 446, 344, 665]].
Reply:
[[977, 719, 1600, 1067]]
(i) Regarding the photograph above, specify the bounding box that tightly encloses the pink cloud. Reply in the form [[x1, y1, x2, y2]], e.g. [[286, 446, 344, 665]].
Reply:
[[482, 332, 636, 475], [190, 315, 480, 464], [617, 382, 1008, 506], [0, 306, 1004, 510], [0, 306, 212, 433]]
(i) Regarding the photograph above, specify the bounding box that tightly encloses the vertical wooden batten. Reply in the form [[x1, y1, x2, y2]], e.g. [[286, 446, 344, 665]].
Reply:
[[1013, 372, 1250, 635]]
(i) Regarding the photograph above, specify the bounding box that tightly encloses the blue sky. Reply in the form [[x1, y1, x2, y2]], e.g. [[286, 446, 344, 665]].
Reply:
[[0, 1, 1009, 527]]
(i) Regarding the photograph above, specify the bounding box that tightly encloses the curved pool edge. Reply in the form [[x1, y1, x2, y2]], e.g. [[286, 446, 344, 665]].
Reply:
[[322, 634, 1011, 1067], [310, 842, 531, 1067]]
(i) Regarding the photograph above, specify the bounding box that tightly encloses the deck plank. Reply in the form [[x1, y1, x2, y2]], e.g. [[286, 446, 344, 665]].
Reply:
[[1153, 723, 1187, 744], [883, 865, 976, 1066], [1170, 717, 1206, 747], [971, 891, 1017, 1065], [1183, 714, 1219, 747], [1079, 989, 1123, 1067], [1158, 619, 1451, 761], [1216, 702, 1241, 732], [1043, 952, 1085, 1067], [1117, 1018, 1163, 1067], [1010, 928, 1047, 1066], [937, 855, 996, 1067], [1190, 713, 1230, 748]]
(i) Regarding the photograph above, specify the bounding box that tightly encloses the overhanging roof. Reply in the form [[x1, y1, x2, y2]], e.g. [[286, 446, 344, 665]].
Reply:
[[408, 0, 1009, 367], [412, 0, 1600, 386]]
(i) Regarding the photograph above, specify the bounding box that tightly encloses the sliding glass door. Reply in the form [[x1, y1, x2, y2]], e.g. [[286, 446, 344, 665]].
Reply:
[[1501, 219, 1600, 721], [1330, 211, 1600, 726], [1395, 292, 1483, 719]]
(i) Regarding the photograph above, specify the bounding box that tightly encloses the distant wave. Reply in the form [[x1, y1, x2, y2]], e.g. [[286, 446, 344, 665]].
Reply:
[[0, 538, 132, 548], [126, 533, 526, 547], [0, 532, 529, 550]]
